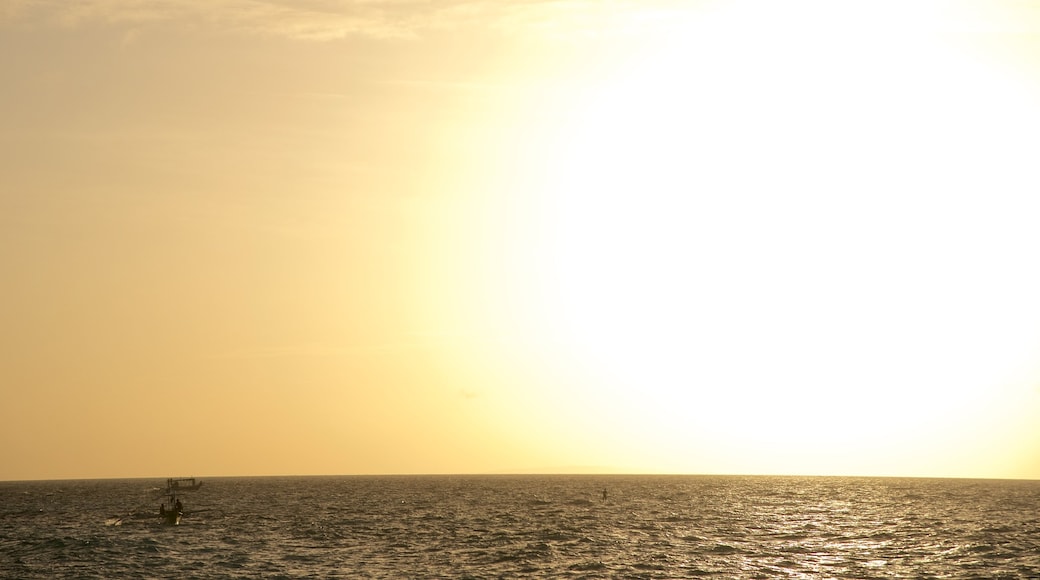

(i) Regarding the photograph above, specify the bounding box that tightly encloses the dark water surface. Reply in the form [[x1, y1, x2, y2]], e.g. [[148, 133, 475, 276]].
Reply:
[[2, 475, 1038, 578]]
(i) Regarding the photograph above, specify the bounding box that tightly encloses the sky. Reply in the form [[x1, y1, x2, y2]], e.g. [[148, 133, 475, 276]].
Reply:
[[3, 0, 1040, 481]]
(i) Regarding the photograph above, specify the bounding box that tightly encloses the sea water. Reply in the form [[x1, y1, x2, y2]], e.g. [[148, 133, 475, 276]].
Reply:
[[1, 475, 1038, 578]]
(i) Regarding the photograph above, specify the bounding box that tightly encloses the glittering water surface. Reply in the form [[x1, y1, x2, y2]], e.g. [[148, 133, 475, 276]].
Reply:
[[2, 475, 1038, 578]]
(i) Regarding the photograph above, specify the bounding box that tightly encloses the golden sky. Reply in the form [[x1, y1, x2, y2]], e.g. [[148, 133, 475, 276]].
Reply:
[[3, 0, 1040, 481]]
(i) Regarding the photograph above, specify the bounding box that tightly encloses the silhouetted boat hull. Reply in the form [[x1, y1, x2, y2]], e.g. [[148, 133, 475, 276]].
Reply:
[[160, 507, 182, 526]]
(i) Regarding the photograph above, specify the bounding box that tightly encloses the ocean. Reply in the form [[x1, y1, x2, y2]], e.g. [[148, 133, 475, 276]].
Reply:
[[1, 475, 1038, 578]]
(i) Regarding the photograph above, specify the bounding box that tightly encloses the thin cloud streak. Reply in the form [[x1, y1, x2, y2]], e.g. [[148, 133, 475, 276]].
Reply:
[[1, 0, 686, 40]]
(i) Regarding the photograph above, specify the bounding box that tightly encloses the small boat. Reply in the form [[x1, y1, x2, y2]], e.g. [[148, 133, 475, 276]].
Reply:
[[108, 478, 206, 526], [159, 494, 183, 526], [158, 477, 200, 525], [166, 477, 203, 492]]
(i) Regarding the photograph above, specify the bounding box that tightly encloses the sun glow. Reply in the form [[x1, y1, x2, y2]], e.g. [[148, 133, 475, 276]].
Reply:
[[519, 1, 1040, 474]]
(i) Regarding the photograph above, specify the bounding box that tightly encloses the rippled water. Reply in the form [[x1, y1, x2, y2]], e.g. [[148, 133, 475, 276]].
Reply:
[[2, 475, 1038, 578]]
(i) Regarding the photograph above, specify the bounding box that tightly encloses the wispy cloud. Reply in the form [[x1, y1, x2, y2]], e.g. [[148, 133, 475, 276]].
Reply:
[[2, 0, 674, 41], [7, 0, 1034, 44], [3, 0, 409, 38]]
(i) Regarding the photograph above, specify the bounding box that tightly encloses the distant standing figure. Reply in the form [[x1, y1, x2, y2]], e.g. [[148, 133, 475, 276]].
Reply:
[[602, 488, 607, 500]]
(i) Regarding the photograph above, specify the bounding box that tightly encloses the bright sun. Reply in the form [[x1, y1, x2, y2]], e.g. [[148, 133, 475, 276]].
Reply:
[[518, 1, 1040, 474]]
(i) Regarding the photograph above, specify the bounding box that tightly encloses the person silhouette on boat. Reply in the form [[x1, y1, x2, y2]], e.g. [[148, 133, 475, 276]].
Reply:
[[174, 498, 183, 513], [160, 503, 166, 517]]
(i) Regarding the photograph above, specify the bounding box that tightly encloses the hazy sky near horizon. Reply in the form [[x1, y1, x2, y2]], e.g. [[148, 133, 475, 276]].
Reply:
[[4, 0, 1040, 481]]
